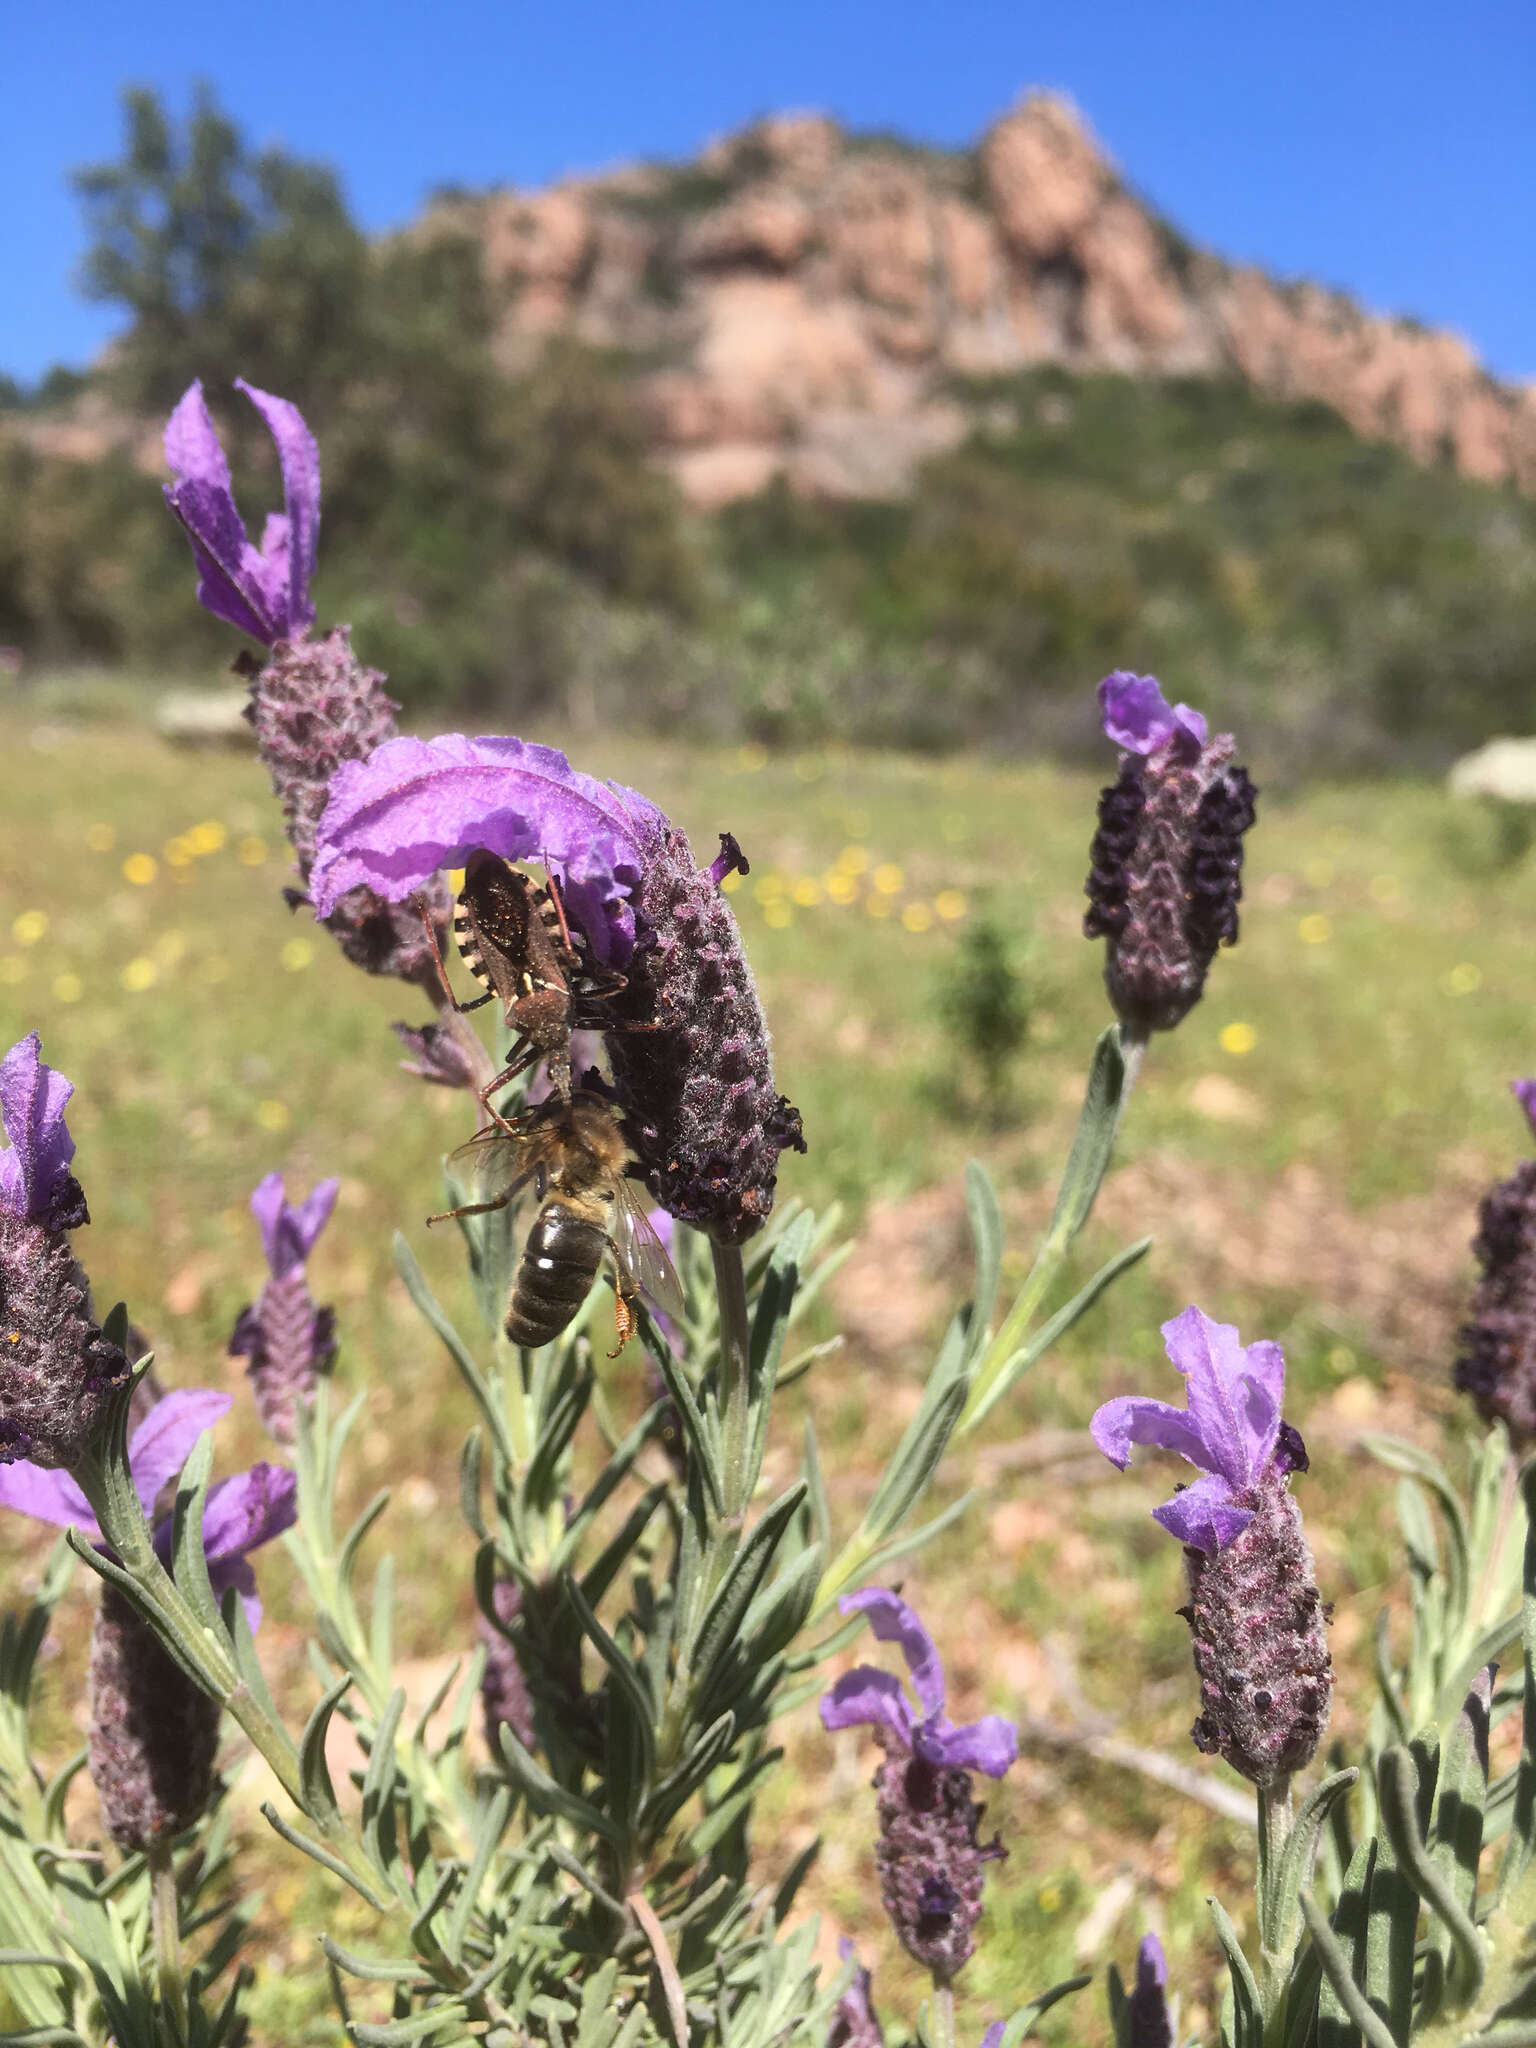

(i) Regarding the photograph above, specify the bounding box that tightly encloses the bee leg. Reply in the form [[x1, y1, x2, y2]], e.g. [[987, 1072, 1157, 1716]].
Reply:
[[478, 1040, 541, 1132], [607, 1290, 636, 1360], [425, 1191, 514, 1227]]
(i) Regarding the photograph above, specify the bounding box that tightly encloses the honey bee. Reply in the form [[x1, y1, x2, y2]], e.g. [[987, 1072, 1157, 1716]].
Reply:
[[429, 1095, 684, 1355]]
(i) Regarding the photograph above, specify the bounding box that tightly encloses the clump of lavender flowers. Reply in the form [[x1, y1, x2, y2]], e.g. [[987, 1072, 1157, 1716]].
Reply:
[[1092, 1307, 1333, 1784], [1083, 671, 1257, 1036]]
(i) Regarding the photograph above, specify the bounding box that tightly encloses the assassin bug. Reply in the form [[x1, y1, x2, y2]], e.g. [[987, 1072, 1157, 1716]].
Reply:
[[422, 850, 637, 1126]]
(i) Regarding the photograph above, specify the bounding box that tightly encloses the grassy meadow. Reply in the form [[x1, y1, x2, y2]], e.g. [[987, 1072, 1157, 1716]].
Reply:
[[3, 681, 1535, 2040]]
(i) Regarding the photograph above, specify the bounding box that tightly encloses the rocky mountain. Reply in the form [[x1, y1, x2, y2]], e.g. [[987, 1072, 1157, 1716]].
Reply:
[[433, 93, 1535, 506]]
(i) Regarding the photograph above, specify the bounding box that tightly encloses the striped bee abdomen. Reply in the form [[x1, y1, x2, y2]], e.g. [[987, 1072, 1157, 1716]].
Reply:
[[505, 1204, 609, 1347]]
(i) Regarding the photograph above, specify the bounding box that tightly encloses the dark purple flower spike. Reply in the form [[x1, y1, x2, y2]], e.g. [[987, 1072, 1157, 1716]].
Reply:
[[0, 1033, 128, 1467], [821, 1589, 1016, 1984], [1092, 1308, 1332, 1784], [1084, 671, 1257, 1035], [1126, 1934, 1173, 2048], [1455, 1079, 1536, 1444], [163, 379, 318, 647], [0, 1381, 295, 1850], [229, 1172, 339, 1446], [311, 734, 804, 1241]]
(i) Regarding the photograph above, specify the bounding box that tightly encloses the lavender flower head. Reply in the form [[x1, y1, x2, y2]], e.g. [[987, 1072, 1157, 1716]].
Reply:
[[1120, 1935, 1173, 2048], [827, 1941, 884, 2048], [0, 1033, 128, 1466], [1454, 1079, 1536, 1443], [310, 733, 804, 1241], [163, 380, 451, 989], [1092, 1309, 1332, 1784], [0, 1386, 295, 1849], [821, 1588, 1016, 1984], [1083, 671, 1256, 1034], [229, 1172, 339, 1445]]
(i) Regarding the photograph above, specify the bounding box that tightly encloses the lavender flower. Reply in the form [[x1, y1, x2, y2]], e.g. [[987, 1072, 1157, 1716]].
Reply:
[[827, 1942, 884, 2048], [229, 1172, 339, 1445], [478, 1577, 536, 1754], [0, 1386, 295, 1850], [1083, 671, 1257, 1035], [0, 1033, 128, 1466], [821, 1588, 1016, 1984], [1126, 1934, 1173, 2048], [163, 381, 452, 989], [1092, 1308, 1332, 1784], [1454, 1081, 1536, 1444], [163, 379, 318, 647], [310, 734, 805, 1241]]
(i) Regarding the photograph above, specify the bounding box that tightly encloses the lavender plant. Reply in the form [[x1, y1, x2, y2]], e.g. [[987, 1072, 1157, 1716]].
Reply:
[[4, 372, 1532, 2048]]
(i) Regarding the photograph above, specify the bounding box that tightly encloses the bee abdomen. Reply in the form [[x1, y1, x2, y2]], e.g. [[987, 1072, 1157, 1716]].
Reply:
[[506, 1207, 607, 1347]]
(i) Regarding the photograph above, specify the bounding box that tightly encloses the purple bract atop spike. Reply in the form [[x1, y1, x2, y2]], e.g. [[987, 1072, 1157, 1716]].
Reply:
[[1513, 1080, 1536, 1139], [821, 1587, 1018, 1776], [0, 1032, 80, 1228], [250, 1171, 339, 1280], [1099, 671, 1208, 759], [162, 380, 319, 646]]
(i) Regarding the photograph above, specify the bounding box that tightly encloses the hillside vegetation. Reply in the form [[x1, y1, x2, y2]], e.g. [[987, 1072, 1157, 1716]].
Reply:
[[2, 88, 1532, 772]]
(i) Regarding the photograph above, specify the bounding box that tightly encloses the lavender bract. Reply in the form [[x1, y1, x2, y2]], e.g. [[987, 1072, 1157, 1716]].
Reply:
[[1083, 671, 1256, 1034], [229, 1172, 340, 1445], [822, 1589, 1016, 1984], [163, 379, 319, 647], [827, 1942, 884, 2048], [1455, 1079, 1536, 1445], [0, 1384, 295, 1850], [0, 1033, 128, 1466], [311, 735, 804, 1241], [1127, 1934, 1173, 2048], [1092, 1309, 1332, 1784]]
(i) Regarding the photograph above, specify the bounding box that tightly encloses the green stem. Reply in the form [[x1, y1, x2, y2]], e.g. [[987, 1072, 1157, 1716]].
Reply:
[[1256, 1775, 1294, 2026], [931, 1982, 956, 2048], [149, 1842, 188, 2039], [958, 1022, 1148, 1435]]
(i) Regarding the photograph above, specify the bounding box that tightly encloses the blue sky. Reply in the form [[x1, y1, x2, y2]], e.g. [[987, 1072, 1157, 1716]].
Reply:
[[3, 0, 1531, 387]]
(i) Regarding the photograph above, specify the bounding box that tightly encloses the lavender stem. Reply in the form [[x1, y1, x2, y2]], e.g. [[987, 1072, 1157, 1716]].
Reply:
[[711, 1239, 752, 1528], [1256, 1773, 1294, 2021], [932, 1983, 956, 2048], [149, 1841, 188, 2032]]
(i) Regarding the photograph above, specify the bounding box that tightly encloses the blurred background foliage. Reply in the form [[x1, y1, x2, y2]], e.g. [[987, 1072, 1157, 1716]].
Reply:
[[1, 84, 1533, 774]]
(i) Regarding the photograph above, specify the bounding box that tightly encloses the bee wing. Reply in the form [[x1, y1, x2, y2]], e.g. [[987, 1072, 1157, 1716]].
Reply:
[[610, 1179, 686, 1322], [448, 1124, 537, 1207]]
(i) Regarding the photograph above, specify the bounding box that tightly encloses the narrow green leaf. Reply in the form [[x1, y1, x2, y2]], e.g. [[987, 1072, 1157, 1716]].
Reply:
[[1432, 1665, 1495, 1925], [1048, 1025, 1129, 1245], [315, 1936, 431, 1984], [1208, 1897, 1263, 2048], [298, 1673, 353, 1830], [1366, 1762, 1425, 2043], [1001, 1977, 1092, 2041], [963, 1235, 1152, 1433], [442, 1782, 511, 1966], [1379, 1743, 1485, 2005], [856, 1379, 967, 1550], [459, 1430, 485, 1538], [361, 1687, 406, 1874], [393, 1232, 514, 1467], [650, 1337, 723, 1515], [564, 1574, 657, 1782], [1269, 1768, 1359, 1978], [692, 1483, 807, 1684], [1300, 1891, 1401, 2048], [1316, 1835, 1374, 2048], [737, 1545, 824, 1668], [959, 1161, 1003, 1368], [497, 1724, 620, 1844], [259, 1801, 388, 1909], [1501, 1463, 1536, 1906]]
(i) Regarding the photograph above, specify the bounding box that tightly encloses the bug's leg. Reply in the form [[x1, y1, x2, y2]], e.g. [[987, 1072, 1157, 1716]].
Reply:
[[426, 1188, 514, 1227], [420, 902, 495, 1015], [541, 865, 580, 961], [478, 1040, 540, 1132]]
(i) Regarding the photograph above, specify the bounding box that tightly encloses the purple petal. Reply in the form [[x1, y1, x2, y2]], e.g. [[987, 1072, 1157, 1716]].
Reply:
[[308, 733, 665, 960], [200, 1463, 297, 1565], [1136, 1934, 1167, 1988], [1098, 671, 1208, 758], [1514, 1080, 1536, 1139], [163, 380, 233, 496], [840, 1587, 946, 1720], [1152, 1471, 1254, 1553], [917, 1711, 1018, 1779], [126, 1389, 233, 1516], [980, 2028, 1006, 2048], [209, 1551, 263, 1632], [0, 1033, 76, 1221], [1090, 1393, 1215, 1473], [819, 1666, 918, 1750], [163, 383, 278, 642], [0, 1458, 97, 1534], [236, 379, 320, 637], [250, 1173, 338, 1278], [1162, 1307, 1280, 1489]]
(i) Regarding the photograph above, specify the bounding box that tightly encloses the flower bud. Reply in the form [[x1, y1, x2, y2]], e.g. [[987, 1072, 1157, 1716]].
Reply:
[[479, 1578, 536, 1754], [871, 1744, 1004, 1983], [1455, 1096, 1536, 1445]]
